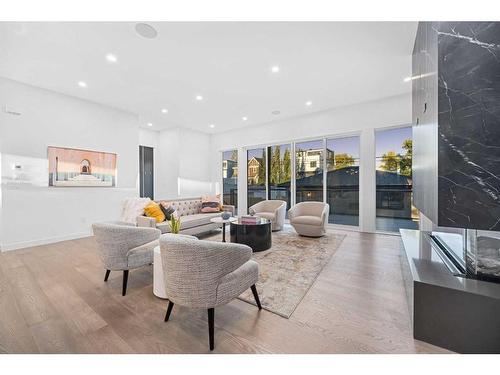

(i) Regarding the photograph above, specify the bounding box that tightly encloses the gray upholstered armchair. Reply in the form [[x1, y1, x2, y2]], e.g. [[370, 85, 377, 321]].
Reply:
[[92, 221, 161, 296], [160, 234, 261, 351], [288, 202, 329, 237], [249, 200, 287, 231]]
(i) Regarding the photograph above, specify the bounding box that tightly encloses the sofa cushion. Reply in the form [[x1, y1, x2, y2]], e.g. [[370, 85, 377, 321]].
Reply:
[[156, 222, 172, 234], [144, 202, 166, 223], [291, 215, 322, 226], [159, 203, 176, 220], [201, 201, 220, 213], [156, 212, 220, 233], [180, 212, 221, 230], [120, 197, 151, 223], [168, 199, 202, 216], [201, 194, 221, 213]]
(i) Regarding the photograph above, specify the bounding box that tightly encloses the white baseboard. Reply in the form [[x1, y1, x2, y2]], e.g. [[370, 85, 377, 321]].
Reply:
[[0, 232, 92, 252]]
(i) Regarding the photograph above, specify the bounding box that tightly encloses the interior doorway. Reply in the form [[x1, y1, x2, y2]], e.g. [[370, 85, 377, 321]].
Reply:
[[139, 145, 154, 199]]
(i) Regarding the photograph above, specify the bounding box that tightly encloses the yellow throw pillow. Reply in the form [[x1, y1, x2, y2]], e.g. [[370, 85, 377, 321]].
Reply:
[[144, 202, 166, 223]]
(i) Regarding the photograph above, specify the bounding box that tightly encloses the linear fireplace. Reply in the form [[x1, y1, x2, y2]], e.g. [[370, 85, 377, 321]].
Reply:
[[399, 228, 500, 353], [431, 228, 500, 283]]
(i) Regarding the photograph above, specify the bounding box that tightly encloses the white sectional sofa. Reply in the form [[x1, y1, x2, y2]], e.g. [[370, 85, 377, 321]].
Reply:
[[137, 197, 235, 236]]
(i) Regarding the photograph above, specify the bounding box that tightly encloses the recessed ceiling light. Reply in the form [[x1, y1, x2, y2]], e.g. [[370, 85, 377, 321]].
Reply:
[[305, 101, 312, 106], [196, 95, 203, 101], [242, 116, 248, 121], [106, 53, 117, 63], [161, 108, 168, 114], [271, 65, 280, 73], [209, 124, 215, 128], [272, 110, 281, 115], [77, 81, 87, 88], [147, 122, 153, 127], [135, 23, 158, 39]]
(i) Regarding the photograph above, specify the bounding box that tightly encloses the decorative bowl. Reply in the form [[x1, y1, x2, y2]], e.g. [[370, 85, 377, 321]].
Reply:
[[221, 211, 231, 220]]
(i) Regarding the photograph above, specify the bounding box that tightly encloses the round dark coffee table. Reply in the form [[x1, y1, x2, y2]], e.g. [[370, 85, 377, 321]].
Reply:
[[230, 217, 272, 252]]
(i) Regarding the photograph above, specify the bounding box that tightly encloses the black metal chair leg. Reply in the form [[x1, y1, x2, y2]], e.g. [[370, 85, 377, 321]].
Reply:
[[104, 269, 111, 282], [122, 270, 129, 296], [164, 301, 174, 322], [208, 308, 215, 351], [251, 284, 262, 310]]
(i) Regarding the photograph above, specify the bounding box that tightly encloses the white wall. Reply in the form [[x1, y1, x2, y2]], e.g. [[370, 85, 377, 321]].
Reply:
[[139, 128, 159, 149], [156, 128, 180, 199], [156, 127, 213, 200], [178, 128, 212, 197], [0, 77, 140, 251], [210, 93, 412, 232]]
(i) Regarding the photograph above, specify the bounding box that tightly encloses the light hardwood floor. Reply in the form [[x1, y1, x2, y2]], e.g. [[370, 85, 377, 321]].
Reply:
[[0, 228, 449, 354]]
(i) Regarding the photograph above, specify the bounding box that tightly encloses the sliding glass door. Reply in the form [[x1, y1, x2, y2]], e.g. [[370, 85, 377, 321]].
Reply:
[[247, 148, 266, 209], [326, 136, 360, 226], [222, 150, 238, 212], [375, 127, 418, 232], [242, 135, 360, 228], [267, 144, 291, 209], [295, 140, 324, 203], [231, 126, 419, 230]]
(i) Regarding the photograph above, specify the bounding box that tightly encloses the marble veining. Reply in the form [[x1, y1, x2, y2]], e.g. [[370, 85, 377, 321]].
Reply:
[[436, 22, 500, 231]]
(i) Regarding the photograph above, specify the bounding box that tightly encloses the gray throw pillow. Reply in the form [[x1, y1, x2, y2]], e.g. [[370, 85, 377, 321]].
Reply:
[[159, 204, 176, 221]]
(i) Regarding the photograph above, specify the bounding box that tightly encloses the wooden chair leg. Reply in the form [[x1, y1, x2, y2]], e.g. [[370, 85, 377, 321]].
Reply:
[[208, 308, 215, 351], [164, 301, 174, 322], [104, 269, 111, 282], [251, 284, 262, 310], [122, 270, 129, 296]]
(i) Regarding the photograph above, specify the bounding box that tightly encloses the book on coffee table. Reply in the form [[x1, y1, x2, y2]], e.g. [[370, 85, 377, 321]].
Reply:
[[240, 215, 260, 224]]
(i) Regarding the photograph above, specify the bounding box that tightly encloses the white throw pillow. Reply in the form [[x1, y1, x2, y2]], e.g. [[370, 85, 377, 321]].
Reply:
[[120, 197, 151, 223]]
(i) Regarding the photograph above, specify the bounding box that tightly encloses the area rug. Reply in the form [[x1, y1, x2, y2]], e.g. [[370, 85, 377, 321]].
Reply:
[[206, 228, 346, 318]]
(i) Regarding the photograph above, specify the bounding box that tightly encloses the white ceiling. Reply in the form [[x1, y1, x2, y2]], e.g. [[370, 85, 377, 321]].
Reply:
[[0, 22, 417, 133]]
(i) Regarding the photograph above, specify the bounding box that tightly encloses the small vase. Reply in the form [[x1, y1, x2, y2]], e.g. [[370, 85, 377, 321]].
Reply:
[[221, 211, 231, 220]]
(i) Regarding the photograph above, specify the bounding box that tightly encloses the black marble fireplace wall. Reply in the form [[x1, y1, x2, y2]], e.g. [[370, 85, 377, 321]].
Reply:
[[413, 22, 500, 231]]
